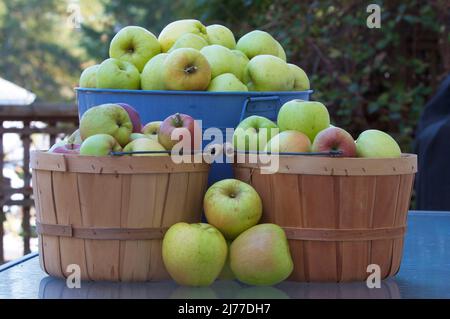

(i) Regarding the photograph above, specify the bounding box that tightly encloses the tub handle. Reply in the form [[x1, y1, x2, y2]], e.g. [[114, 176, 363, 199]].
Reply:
[[239, 95, 281, 122]]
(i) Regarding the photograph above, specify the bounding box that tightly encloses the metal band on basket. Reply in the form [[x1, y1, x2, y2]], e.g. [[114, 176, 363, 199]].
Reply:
[[282, 226, 406, 241], [36, 222, 168, 240]]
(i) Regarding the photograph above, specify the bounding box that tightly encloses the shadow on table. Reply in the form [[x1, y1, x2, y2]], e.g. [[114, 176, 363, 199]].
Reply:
[[38, 277, 401, 299]]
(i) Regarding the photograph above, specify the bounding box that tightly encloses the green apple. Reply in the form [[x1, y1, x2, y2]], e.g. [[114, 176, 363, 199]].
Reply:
[[233, 115, 278, 151], [204, 178, 262, 240], [79, 134, 122, 156], [230, 223, 294, 286], [276, 41, 287, 61], [129, 133, 148, 141], [162, 48, 211, 91], [206, 24, 236, 49], [79, 103, 133, 147], [109, 26, 161, 72], [207, 73, 248, 92], [96, 58, 140, 90], [288, 63, 310, 91], [236, 30, 279, 59], [265, 130, 311, 153], [67, 129, 83, 144], [79, 64, 99, 88], [168, 33, 209, 52], [244, 55, 294, 91], [123, 137, 167, 156], [356, 129, 401, 158], [277, 100, 330, 142], [200, 45, 239, 79], [141, 53, 168, 90], [158, 19, 208, 52], [142, 120, 162, 138], [162, 222, 227, 287], [231, 50, 249, 81]]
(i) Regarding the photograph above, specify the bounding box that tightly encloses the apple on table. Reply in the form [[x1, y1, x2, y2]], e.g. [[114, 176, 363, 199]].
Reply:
[[162, 222, 228, 287]]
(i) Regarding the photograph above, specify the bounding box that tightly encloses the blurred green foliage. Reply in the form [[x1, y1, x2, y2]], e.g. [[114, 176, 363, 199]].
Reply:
[[1, 0, 448, 152]]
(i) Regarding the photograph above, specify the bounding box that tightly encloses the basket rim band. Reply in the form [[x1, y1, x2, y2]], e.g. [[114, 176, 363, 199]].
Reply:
[[36, 222, 168, 240], [282, 225, 406, 241]]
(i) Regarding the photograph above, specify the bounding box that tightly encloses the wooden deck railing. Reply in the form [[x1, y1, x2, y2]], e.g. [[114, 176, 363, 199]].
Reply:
[[0, 103, 78, 263]]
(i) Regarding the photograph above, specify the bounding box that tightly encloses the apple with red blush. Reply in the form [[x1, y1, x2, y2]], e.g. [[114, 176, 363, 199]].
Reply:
[[312, 126, 356, 157]]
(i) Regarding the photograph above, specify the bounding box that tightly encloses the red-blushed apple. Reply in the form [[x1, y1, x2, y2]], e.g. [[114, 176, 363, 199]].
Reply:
[[264, 130, 311, 153], [48, 142, 81, 154], [117, 103, 142, 133], [312, 126, 357, 157], [158, 113, 197, 151]]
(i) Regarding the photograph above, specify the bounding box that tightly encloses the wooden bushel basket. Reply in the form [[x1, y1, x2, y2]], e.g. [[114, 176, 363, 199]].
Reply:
[[234, 154, 417, 282], [30, 151, 210, 282]]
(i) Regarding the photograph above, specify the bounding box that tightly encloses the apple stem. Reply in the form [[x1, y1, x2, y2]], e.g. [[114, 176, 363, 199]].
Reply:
[[173, 113, 183, 127], [185, 65, 197, 74]]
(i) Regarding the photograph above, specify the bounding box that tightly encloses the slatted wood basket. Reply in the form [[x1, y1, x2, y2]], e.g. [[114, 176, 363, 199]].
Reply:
[[234, 154, 417, 282], [30, 151, 210, 282]]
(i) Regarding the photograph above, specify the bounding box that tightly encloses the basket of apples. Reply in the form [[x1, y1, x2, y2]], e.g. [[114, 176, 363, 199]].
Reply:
[[233, 99, 418, 282], [31, 103, 211, 281], [76, 19, 312, 186]]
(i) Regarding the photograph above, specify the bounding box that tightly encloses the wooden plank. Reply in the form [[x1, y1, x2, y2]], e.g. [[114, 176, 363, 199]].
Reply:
[[34, 171, 63, 277], [77, 173, 122, 281], [338, 176, 376, 281], [52, 171, 89, 280]]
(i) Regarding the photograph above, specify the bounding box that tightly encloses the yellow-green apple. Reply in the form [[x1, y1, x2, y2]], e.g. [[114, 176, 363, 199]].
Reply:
[[79, 64, 99, 88], [48, 142, 80, 154], [96, 58, 140, 90], [264, 130, 311, 153], [109, 26, 161, 72], [162, 222, 227, 287], [162, 48, 211, 91], [244, 55, 294, 91], [312, 126, 356, 157], [231, 50, 249, 81], [142, 120, 162, 138], [236, 30, 279, 59], [67, 129, 83, 144], [158, 113, 196, 151], [288, 63, 310, 91], [230, 223, 293, 286], [200, 45, 239, 79], [116, 103, 142, 133], [168, 33, 209, 52], [275, 40, 287, 61], [129, 133, 149, 141], [79, 134, 122, 156], [79, 103, 133, 147], [233, 115, 278, 151], [277, 100, 330, 142], [204, 179, 262, 240], [207, 73, 248, 92], [123, 138, 167, 156], [218, 241, 235, 280], [206, 24, 236, 49], [140, 53, 168, 90], [356, 129, 401, 158], [158, 19, 208, 52]]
